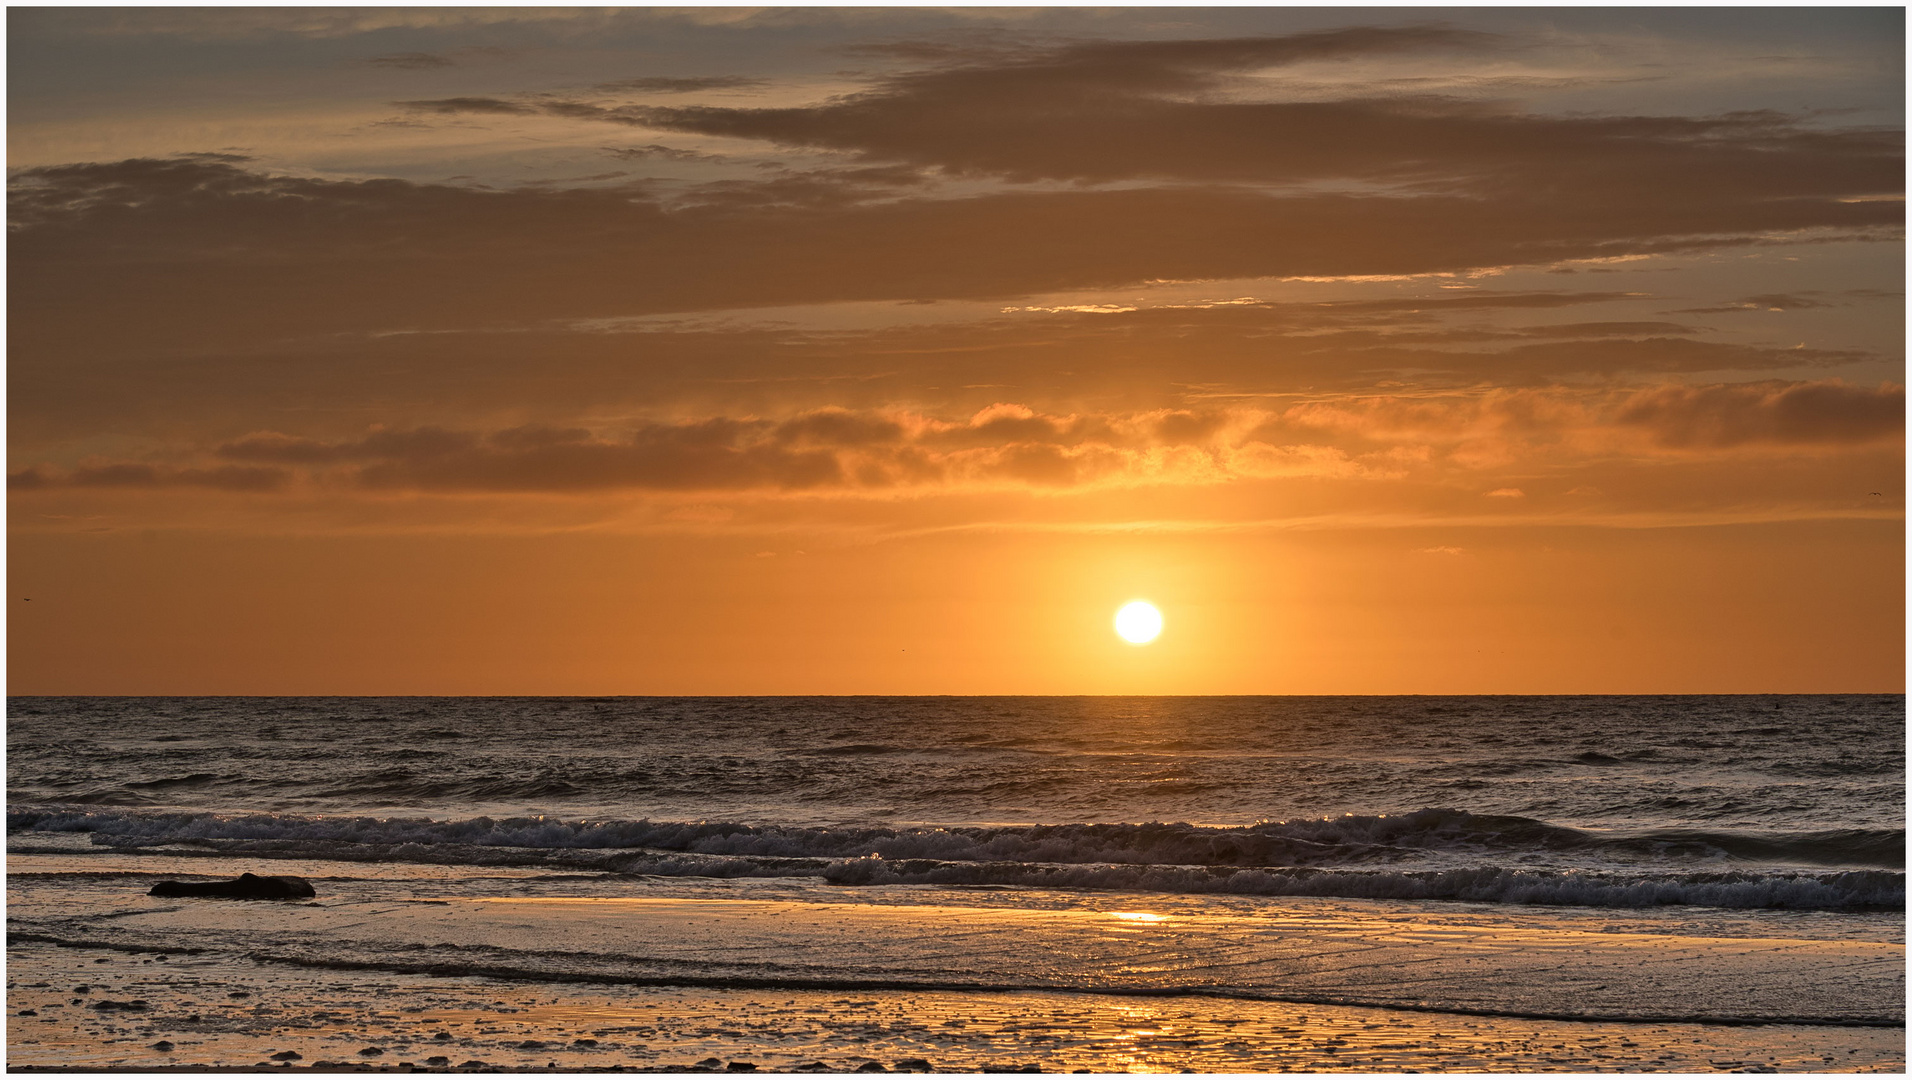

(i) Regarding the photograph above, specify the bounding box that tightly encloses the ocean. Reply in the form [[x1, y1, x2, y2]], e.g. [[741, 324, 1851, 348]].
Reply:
[[7, 695, 1905, 1071]]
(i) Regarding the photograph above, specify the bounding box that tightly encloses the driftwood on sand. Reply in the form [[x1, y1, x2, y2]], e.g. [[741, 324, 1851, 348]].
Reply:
[[148, 873, 316, 900]]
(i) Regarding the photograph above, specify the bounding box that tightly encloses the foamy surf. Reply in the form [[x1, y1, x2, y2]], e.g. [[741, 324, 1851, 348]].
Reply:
[[12, 805, 1902, 911], [7, 695, 1904, 1070]]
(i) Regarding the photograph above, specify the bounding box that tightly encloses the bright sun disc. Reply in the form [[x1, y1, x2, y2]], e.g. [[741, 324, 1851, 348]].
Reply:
[[1114, 601, 1163, 645]]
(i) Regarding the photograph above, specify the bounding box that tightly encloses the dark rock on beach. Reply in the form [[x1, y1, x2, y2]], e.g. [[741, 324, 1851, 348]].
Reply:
[[148, 873, 316, 899]]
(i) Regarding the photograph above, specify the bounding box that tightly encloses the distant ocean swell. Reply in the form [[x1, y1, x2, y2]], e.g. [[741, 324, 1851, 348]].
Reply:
[[13, 805, 1901, 868], [11, 806, 1902, 910]]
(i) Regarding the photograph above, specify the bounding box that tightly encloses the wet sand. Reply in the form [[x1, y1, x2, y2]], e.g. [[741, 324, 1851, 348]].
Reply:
[[10, 852, 1903, 1072], [15, 879, 1903, 1025], [8, 939, 1904, 1072]]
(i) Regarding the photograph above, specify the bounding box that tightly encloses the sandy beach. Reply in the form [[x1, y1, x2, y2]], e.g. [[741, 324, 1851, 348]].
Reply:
[[11, 698, 1904, 1073], [10, 936, 1905, 1073], [9, 843, 1904, 1073]]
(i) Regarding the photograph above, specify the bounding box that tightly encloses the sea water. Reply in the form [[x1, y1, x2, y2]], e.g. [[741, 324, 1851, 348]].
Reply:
[[7, 695, 1904, 1032]]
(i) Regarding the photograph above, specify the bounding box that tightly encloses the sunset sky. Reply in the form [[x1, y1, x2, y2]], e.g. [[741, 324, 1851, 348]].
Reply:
[[8, 7, 1904, 694]]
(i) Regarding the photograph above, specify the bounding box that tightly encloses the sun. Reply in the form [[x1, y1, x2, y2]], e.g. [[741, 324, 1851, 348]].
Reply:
[[1114, 600, 1163, 645]]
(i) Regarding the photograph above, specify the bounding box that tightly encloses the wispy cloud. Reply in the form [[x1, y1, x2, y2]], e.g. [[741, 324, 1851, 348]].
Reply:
[[593, 76, 767, 94], [367, 52, 453, 70], [13, 157, 1896, 358]]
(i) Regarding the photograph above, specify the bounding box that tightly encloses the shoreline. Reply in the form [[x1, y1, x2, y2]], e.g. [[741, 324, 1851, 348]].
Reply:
[[9, 940, 1904, 1074], [15, 880, 1899, 1026], [14, 930, 1907, 1032]]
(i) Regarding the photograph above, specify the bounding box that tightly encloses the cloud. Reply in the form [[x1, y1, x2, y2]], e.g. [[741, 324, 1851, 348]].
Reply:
[[1741, 293, 1835, 311], [366, 52, 457, 70], [394, 96, 536, 115], [1314, 291, 1648, 313], [11, 463, 288, 492], [1509, 321, 1698, 338], [7, 259, 1872, 455], [15, 7, 627, 40], [603, 144, 729, 163], [1615, 380, 1906, 448], [1671, 292, 1844, 314], [214, 433, 351, 464], [602, 30, 1900, 213], [673, 163, 932, 209], [593, 76, 766, 94], [378, 29, 1897, 235], [844, 25, 1503, 74], [14, 406, 1364, 496], [364, 46, 522, 70], [401, 26, 1498, 127], [12, 157, 1895, 360], [771, 409, 907, 448], [1260, 380, 1904, 471], [15, 381, 1897, 499]]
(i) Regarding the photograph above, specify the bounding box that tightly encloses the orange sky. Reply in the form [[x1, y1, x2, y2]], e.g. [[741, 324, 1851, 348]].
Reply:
[[7, 8, 1904, 693]]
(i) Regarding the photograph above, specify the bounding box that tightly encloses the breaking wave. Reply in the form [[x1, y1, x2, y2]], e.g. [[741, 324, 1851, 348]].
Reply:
[[11, 805, 1900, 867], [10, 806, 1902, 910]]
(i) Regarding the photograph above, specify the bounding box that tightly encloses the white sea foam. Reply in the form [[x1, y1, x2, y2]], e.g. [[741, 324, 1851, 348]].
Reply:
[[11, 805, 1898, 865], [9, 807, 1901, 910]]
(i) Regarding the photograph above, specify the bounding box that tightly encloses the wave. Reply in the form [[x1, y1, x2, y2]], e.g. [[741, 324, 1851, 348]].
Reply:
[[11, 806, 1904, 911], [822, 858, 1903, 909], [39, 838, 1887, 912], [124, 773, 224, 790], [12, 806, 1900, 870], [305, 773, 590, 800]]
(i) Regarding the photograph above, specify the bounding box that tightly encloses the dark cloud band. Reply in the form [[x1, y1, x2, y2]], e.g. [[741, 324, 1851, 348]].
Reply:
[[13, 383, 1898, 497]]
